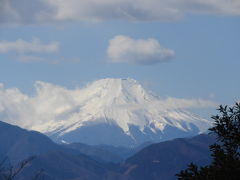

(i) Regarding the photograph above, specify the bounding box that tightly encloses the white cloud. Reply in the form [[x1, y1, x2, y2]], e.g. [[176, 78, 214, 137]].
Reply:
[[15, 55, 81, 64], [0, 38, 59, 54], [17, 55, 45, 62], [0, 0, 240, 25], [0, 80, 216, 130], [162, 97, 217, 109], [0, 38, 60, 63], [107, 35, 175, 65]]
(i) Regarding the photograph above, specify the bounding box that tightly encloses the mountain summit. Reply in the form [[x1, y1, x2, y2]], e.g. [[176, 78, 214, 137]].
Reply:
[[31, 78, 212, 147]]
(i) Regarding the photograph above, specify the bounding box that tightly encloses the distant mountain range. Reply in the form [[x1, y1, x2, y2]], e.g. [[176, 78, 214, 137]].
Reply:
[[0, 120, 133, 164], [0, 121, 215, 180], [26, 78, 212, 147], [0, 121, 127, 179]]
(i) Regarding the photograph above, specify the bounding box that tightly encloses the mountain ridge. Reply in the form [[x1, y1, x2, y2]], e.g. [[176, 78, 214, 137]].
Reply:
[[0, 120, 215, 180]]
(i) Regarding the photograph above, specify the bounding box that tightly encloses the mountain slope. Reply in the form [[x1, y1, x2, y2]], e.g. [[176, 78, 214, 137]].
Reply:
[[64, 141, 153, 163], [63, 143, 123, 163], [122, 134, 215, 180], [0, 121, 65, 164], [0, 121, 130, 179], [0, 121, 216, 180], [17, 152, 129, 180], [0, 121, 127, 164], [29, 78, 212, 147]]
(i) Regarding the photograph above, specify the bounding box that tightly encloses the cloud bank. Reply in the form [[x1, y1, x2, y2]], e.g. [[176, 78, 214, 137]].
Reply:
[[107, 35, 175, 65], [0, 80, 216, 131], [1, 0, 240, 25]]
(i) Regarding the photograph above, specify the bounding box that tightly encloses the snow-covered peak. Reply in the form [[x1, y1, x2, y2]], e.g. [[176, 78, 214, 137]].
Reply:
[[1, 78, 213, 146], [80, 78, 153, 105], [28, 78, 211, 142]]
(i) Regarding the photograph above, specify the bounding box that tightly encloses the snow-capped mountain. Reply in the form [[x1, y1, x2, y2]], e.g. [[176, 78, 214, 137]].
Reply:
[[30, 78, 212, 147]]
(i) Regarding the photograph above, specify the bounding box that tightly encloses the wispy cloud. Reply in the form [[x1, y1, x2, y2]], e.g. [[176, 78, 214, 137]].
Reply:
[[16, 55, 46, 63], [0, 38, 61, 63], [0, 38, 59, 54], [16, 55, 81, 64], [107, 35, 175, 65], [161, 97, 217, 110], [0, 0, 240, 25]]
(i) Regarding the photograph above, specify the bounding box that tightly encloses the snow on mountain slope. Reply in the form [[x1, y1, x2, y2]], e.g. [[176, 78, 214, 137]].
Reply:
[[26, 78, 213, 147], [0, 78, 215, 147]]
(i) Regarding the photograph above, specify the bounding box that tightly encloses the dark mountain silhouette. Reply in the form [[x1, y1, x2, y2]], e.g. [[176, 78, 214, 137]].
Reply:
[[63, 143, 124, 163], [0, 121, 66, 164], [121, 134, 215, 180], [17, 151, 129, 180], [0, 121, 216, 180], [63, 141, 153, 164], [0, 121, 131, 179], [0, 121, 131, 164]]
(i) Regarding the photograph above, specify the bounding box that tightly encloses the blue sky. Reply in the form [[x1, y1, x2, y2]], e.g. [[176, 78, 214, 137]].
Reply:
[[0, 0, 240, 120]]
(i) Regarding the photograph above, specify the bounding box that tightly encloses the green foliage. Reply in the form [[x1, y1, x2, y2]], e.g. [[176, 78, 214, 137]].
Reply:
[[176, 103, 240, 180]]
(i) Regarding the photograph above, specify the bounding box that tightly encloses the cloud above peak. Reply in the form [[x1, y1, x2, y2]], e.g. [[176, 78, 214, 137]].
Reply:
[[107, 35, 175, 65], [0, 0, 240, 25]]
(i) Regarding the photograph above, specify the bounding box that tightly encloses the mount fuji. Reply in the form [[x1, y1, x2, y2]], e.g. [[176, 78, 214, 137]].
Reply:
[[30, 78, 212, 147]]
